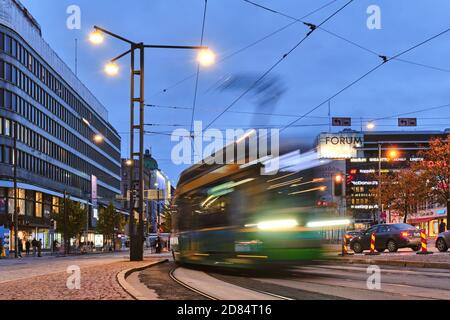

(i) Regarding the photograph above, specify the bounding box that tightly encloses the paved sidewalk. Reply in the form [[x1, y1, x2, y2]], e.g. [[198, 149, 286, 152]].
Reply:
[[0, 252, 171, 300]]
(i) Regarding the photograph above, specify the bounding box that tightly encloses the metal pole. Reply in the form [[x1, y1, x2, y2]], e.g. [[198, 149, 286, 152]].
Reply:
[[13, 122, 18, 258], [378, 143, 382, 224], [63, 190, 67, 255], [137, 44, 145, 260], [129, 45, 136, 260], [157, 187, 160, 234]]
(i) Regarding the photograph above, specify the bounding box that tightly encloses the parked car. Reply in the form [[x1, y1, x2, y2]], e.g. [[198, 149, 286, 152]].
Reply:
[[344, 230, 363, 242], [435, 230, 450, 252], [349, 223, 421, 253]]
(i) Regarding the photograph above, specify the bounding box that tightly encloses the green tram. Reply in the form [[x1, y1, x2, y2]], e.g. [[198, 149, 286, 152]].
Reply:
[[171, 149, 339, 268]]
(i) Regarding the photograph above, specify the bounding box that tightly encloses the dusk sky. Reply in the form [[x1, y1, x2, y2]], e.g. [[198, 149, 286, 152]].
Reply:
[[20, 0, 450, 184]]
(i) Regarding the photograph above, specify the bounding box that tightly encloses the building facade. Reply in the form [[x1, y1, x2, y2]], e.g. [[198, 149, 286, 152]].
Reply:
[[120, 149, 172, 235], [0, 0, 121, 251], [345, 130, 449, 233]]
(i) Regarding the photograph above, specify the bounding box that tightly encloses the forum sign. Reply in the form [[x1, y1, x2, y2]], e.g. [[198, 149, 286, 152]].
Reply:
[[317, 133, 363, 159]]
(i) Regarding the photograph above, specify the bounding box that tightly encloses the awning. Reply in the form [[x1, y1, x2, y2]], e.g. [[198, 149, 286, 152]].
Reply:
[[408, 216, 436, 224]]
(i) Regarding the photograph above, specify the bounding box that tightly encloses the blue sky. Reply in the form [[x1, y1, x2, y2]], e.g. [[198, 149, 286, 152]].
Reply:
[[20, 0, 450, 184]]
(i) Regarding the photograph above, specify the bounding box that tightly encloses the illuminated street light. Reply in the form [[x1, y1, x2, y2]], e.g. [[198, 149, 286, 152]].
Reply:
[[125, 159, 133, 166], [197, 49, 216, 67], [388, 150, 398, 159], [367, 122, 375, 130], [89, 30, 104, 45], [104, 62, 119, 76]]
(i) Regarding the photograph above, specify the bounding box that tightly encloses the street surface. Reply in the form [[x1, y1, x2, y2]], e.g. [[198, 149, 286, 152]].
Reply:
[[137, 258, 450, 300], [1, 249, 449, 300], [0, 251, 167, 300]]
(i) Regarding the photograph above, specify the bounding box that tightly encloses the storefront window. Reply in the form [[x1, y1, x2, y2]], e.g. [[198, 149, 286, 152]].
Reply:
[[35, 192, 43, 218], [25, 190, 35, 216], [0, 188, 6, 214], [52, 196, 59, 215], [7, 188, 25, 215]]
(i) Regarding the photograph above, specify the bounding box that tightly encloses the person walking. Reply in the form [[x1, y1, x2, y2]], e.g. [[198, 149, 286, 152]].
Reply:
[[439, 219, 447, 233], [37, 239, 42, 257], [17, 240, 23, 258], [31, 238, 37, 257], [25, 239, 31, 256]]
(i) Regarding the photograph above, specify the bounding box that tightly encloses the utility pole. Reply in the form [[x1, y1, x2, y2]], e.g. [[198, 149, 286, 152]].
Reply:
[[63, 190, 68, 255], [89, 26, 208, 261], [378, 143, 382, 224], [13, 122, 18, 258]]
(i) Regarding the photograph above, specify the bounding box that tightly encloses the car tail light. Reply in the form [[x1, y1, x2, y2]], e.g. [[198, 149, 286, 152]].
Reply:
[[400, 231, 409, 238]]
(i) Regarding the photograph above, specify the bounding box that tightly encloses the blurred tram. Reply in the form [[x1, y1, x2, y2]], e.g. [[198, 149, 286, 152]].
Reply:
[[171, 146, 344, 268]]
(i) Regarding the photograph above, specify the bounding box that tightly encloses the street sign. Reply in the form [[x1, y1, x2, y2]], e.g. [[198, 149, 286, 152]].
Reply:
[[144, 189, 166, 200], [398, 118, 417, 127], [332, 117, 352, 127]]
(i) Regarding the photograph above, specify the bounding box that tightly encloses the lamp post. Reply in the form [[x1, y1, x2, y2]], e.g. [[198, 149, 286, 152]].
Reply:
[[377, 144, 398, 223], [90, 26, 211, 261], [154, 182, 160, 235], [89, 26, 210, 261], [12, 121, 18, 258]]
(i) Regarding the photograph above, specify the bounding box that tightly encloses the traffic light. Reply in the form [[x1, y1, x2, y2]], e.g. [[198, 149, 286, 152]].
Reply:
[[334, 173, 343, 197]]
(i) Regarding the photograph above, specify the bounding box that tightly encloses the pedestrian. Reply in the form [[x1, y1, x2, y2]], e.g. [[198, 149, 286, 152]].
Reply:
[[17, 240, 23, 258], [25, 239, 31, 256], [439, 219, 446, 233], [37, 239, 42, 257], [0, 238, 4, 258], [155, 236, 161, 254], [31, 238, 37, 256], [52, 239, 59, 253]]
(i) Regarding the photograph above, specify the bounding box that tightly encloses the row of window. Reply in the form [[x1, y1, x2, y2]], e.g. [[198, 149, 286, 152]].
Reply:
[[0, 116, 119, 189], [0, 188, 60, 218], [0, 60, 121, 164], [0, 88, 120, 175], [0, 143, 90, 191], [0, 30, 120, 148]]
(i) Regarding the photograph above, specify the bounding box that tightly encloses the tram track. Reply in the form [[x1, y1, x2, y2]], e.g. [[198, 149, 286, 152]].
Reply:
[[169, 266, 292, 300]]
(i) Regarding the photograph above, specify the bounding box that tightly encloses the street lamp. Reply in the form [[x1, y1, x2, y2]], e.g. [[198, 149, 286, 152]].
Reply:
[[197, 49, 216, 67], [89, 25, 209, 261], [104, 62, 120, 76], [89, 30, 104, 45], [367, 122, 375, 130]]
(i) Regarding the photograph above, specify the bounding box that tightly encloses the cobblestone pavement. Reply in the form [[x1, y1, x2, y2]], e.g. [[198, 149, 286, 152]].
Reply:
[[0, 254, 169, 300]]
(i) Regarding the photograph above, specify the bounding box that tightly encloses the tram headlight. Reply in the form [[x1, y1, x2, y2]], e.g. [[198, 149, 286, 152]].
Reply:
[[250, 219, 298, 230], [306, 219, 351, 228]]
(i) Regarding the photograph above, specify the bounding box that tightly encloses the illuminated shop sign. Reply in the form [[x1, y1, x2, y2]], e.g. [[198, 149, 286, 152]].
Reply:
[[317, 133, 363, 159]]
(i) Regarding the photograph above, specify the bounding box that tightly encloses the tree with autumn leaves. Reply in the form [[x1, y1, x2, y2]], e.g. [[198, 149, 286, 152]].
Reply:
[[374, 135, 449, 228], [414, 135, 450, 229]]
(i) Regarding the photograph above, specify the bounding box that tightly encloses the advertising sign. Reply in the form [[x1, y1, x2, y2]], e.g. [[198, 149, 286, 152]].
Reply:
[[0, 226, 10, 257], [91, 175, 98, 206], [317, 133, 363, 159], [94, 234, 103, 247]]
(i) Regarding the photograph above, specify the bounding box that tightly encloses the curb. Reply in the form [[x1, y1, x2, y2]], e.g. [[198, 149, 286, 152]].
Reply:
[[337, 257, 450, 269], [116, 259, 168, 300]]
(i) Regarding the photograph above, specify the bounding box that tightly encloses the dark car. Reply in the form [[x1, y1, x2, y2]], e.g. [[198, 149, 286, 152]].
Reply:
[[435, 230, 450, 252], [349, 223, 421, 253], [344, 230, 363, 242]]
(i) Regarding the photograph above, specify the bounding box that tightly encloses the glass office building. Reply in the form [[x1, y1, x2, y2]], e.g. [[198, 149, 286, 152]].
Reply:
[[0, 0, 121, 250]]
